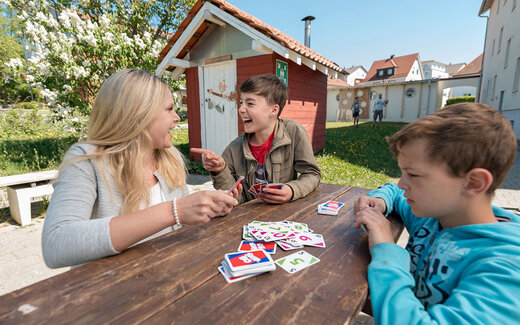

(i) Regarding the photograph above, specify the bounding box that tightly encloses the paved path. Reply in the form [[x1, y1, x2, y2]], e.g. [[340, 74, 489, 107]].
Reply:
[[1, 153, 519, 325]]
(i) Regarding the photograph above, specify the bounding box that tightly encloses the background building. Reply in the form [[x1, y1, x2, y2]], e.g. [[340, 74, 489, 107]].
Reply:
[[478, 0, 520, 139]]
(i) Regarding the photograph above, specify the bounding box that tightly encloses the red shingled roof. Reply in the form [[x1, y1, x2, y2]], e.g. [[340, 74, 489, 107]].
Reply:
[[158, 0, 342, 72], [327, 78, 351, 87], [453, 54, 483, 77], [363, 53, 419, 82]]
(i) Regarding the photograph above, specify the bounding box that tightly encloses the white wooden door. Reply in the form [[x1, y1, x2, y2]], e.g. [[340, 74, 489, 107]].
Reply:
[[200, 61, 238, 155]]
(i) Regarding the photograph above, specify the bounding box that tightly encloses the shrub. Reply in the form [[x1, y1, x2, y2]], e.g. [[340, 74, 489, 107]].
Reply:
[[445, 96, 475, 106], [12, 101, 45, 110]]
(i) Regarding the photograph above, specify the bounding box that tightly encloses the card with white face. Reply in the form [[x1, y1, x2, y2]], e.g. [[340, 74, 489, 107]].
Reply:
[[275, 250, 320, 274], [275, 240, 303, 251], [243, 226, 254, 241], [293, 233, 326, 248], [238, 240, 276, 254], [218, 265, 262, 283]]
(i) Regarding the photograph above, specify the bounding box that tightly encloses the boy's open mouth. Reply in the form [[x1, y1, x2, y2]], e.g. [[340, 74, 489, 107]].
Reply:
[[243, 119, 252, 126]]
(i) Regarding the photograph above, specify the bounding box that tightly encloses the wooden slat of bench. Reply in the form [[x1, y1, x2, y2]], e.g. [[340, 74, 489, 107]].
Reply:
[[0, 170, 58, 187]]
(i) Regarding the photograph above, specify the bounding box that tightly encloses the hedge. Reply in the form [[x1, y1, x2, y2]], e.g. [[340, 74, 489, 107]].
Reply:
[[445, 96, 475, 106]]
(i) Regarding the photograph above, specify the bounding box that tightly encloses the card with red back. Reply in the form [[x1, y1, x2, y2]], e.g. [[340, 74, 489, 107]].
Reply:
[[238, 240, 276, 254], [264, 183, 283, 190], [224, 250, 274, 271], [252, 183, 263, 193]]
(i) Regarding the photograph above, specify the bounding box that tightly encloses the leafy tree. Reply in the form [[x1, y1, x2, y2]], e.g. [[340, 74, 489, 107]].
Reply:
[[2, 0, 195, 115], [0, 10, 32, 105]]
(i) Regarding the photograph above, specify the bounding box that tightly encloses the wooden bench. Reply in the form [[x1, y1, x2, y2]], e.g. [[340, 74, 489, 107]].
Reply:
[[0, 170, 58, 226]]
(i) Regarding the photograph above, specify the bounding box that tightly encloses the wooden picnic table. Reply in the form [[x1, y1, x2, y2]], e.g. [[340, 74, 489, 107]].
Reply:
[[0, 183, 403, 324]]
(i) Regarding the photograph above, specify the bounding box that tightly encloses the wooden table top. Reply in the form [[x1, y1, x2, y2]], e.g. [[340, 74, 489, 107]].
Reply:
[[0, 183, 403, 325]]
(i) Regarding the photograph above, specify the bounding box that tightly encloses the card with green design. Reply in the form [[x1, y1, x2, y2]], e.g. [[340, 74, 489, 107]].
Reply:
[[275, 250, 320, 274]]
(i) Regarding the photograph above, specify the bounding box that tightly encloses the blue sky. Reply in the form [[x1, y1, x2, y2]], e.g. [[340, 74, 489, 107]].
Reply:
[[225, 0, 487, 70]]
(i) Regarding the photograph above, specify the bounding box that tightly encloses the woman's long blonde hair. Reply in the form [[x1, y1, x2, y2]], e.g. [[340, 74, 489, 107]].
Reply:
[[67, 69, 186, 213]]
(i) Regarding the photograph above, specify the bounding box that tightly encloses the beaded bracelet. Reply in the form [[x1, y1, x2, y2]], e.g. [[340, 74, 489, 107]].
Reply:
[[173, 198, 181, 227]]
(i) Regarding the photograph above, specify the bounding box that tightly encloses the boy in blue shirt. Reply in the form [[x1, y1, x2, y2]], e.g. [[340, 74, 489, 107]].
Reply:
[[354, 102, 519, 324]]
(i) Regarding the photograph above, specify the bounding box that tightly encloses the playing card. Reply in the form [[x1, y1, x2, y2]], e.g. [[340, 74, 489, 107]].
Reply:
[[218, 265, 262, 283], [275, 250, 320, 274], [243, 226, 254, 240], [224, 250, 276, 277], [252, 183, 263, 193], [293, 233, 326, 248], [263, 183, 283, 190], [318, 200, 345, 215], [275, 240, 303, 251], [238, 240, 276, 254]]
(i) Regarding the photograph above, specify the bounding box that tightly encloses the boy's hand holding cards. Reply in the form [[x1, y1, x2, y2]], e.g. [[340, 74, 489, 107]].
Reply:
[[248, 182, 283, 196]]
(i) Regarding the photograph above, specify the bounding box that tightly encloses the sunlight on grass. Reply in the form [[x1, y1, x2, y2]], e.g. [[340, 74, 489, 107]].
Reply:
[[316, 121, 405, 189]]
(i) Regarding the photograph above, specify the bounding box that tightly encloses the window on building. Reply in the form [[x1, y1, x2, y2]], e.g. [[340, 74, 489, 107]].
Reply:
[[513, 57, 520, 91], [492, 75, 497, 98], [492, 39, 496, 56], [378, 70, 384, 77], [498, 27, 504, 53], [486, 79, 492, 97], [387, 68, 393, 75], [505, 38, 511, 67], [497, 0, 500, 13]]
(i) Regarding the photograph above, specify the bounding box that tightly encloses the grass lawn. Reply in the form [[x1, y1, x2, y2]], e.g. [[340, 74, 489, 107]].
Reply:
[[316, 121, 404, 189]]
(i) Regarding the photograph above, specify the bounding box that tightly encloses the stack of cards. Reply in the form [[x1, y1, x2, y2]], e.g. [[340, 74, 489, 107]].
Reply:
[[218, 220, 325, 282], [243, 220, 326, 251], [248, 183, 283, 196], [219, 250, 276, 283], [318, 200, 345, 215]]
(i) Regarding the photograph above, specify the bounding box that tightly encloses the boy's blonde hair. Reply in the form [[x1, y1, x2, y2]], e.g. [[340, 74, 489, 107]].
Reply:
[[388, 103, 517, 193], [240, 74, 288, 116], [66, 69, 186, 213]]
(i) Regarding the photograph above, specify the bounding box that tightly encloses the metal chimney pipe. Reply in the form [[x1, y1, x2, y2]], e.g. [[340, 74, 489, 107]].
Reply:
[[301, 16, 315, 48]]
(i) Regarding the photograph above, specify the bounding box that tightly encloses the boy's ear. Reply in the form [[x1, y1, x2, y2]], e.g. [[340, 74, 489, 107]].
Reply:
[[462, 168, 493, 197], [270, 104, 280, 117]]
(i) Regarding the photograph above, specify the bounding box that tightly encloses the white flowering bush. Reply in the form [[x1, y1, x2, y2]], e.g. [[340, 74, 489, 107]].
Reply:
[[3, 0, 194, 116]]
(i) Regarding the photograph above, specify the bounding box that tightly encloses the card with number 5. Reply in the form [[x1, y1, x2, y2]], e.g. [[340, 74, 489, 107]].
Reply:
[[275, 250, 320, 274]]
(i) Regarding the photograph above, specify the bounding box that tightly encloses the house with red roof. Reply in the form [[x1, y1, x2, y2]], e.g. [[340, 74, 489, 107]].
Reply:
[[362, 53, 424, 86], [156, 0, 346, 159]]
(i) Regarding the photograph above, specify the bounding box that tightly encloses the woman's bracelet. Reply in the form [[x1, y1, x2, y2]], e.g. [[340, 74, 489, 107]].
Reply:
[[173, 198, 181, 227]]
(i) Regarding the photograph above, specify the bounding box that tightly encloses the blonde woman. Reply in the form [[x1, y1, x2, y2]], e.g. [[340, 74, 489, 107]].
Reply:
[[42, 69, 239, 268]]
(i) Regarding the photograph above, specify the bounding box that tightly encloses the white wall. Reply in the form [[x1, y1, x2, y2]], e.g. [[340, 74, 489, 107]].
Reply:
[[347, 68, 367, 86], [423, 62, 450, 79], [406, 60, 424, 81], [358, 81, 440, 122], [326, 89, 340, 121], [480, 0, 520, 138]]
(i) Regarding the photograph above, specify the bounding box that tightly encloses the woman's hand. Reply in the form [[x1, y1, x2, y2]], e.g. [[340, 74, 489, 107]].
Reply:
[[190, 148, 226, 173], [176, 190, 238, 224], [257, 185, 293, 204]]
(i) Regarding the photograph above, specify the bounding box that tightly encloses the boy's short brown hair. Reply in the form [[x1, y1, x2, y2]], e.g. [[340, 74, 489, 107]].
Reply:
[[387, 102, 517, 193], [240, 74, 288, 116]]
